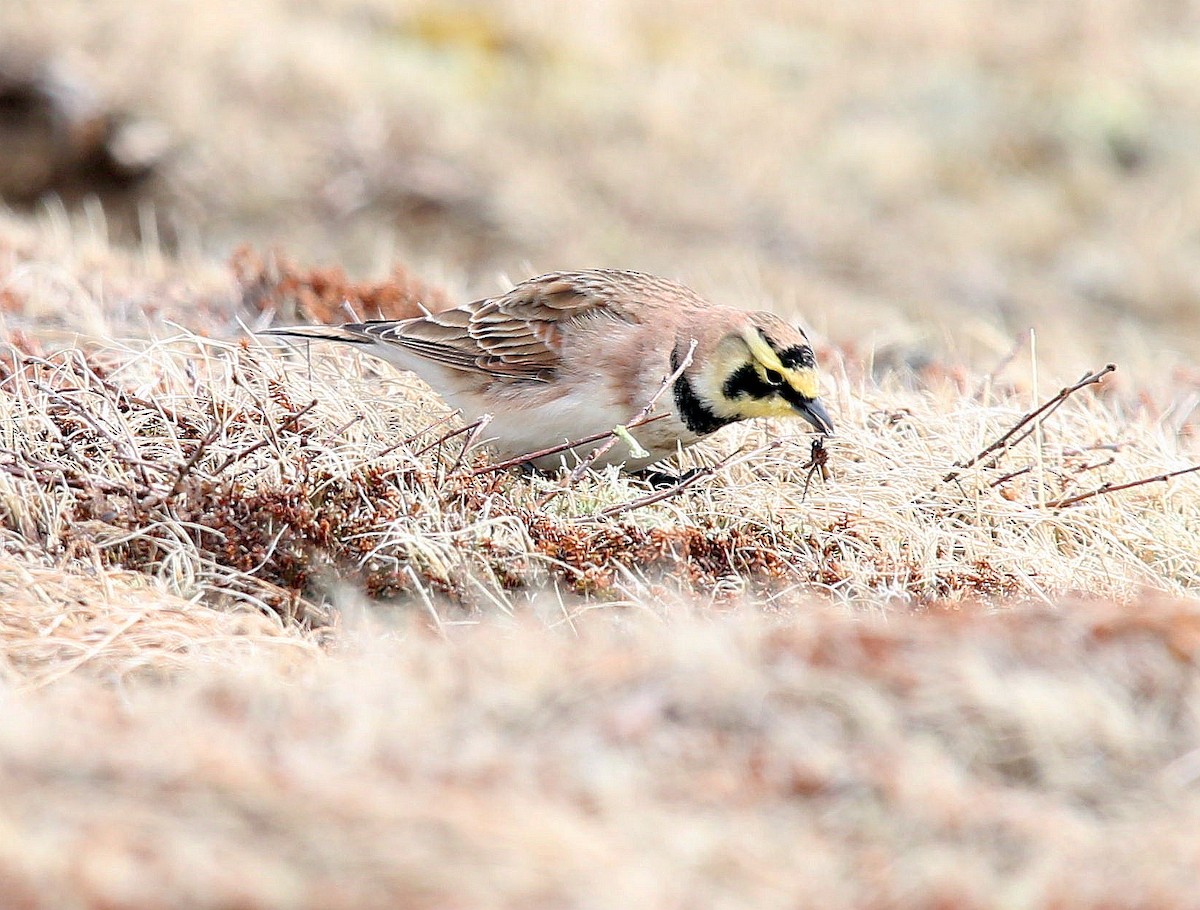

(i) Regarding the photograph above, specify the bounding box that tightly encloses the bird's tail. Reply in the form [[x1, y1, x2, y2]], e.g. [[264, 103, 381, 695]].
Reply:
[[258, 325, 374, 345]]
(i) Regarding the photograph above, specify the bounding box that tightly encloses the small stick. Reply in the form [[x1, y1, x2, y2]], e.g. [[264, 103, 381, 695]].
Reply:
[[145, 424, 223, 508], [0, 450, 137, 495], [32, 380, 154, 487], [210, 400, 318, 476], [534, 340, 698, 510], [1064, 442, 1125, 456], [1031, 331, 1045, 510], [325, 414, 364, 440], [1046, 463, 1200, 509], [941, 363, 1115, 486], [58, 350, 200, 433], [212, 437, 272, 477], [597, 452, 739, 519], [1076, 455, 1116, 474], [989, 465, 1032, 488], [595, 439, 780, 520], [372, 411, 461, 462], [567, 339, 696, 486], [231, 367, 285, 457], [413, 415, 492, 458], [471, 414, 670, 476], [971, 335, 1026, 401], [448, 414, 493, 475], [280, 399, 320, 431]]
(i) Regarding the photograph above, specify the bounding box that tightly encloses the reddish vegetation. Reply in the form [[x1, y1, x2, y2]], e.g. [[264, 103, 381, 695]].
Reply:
[[231, 246, 454, 325], [529, 515, 795, 595]]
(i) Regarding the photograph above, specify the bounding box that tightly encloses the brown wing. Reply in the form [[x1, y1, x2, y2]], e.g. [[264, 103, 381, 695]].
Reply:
[[349, 271, 642, 381]]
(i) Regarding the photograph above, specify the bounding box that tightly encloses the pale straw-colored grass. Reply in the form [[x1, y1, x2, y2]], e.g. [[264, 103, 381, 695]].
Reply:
[[2, 601, 1199, 908], [0, 325, 1194, 620], [0, 552, 318, 689]]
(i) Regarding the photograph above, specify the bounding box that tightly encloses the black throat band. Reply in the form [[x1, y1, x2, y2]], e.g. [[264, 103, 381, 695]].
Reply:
[[671, 345, 736, 436]]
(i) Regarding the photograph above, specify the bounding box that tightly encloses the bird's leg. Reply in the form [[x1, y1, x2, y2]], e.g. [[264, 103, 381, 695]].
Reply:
[[517, 461, 552, 479], [632, 467, 704, 490]]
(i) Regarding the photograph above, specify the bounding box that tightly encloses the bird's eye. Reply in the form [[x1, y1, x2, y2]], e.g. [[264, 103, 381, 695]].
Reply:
[[764, 369, 784, 386]]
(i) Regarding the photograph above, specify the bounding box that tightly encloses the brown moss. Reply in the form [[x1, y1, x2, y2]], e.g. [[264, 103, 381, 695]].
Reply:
[[232, 246, 454, 326], [527, 515, 796, 597]]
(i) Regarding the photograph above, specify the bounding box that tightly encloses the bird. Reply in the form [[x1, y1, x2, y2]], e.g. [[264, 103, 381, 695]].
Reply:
[[261, 269, 833, 472]]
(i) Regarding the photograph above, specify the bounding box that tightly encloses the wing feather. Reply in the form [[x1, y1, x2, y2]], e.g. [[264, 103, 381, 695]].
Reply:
[[340, 272, 640, 380], [270, 271, 691, 381]]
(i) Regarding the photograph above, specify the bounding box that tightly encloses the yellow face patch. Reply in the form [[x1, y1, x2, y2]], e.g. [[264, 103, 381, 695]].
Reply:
[[740, 328, 820, 399], [781, 366, 820, 399], [728, 395, 802, 420]]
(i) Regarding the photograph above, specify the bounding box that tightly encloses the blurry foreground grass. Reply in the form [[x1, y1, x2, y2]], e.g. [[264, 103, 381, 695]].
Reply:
[[5, 601, 1200, 908]]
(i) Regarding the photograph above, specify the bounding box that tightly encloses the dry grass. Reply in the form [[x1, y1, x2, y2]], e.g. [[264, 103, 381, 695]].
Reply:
[[0, 220, 1196, 905], [0, 317, 1196, 618], [3, 602, 1200, 908], [0, 553, 317, 689]]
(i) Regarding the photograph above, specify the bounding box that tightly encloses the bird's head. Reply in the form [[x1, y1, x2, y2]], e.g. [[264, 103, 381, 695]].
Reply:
[[677, 313, 833, 436]]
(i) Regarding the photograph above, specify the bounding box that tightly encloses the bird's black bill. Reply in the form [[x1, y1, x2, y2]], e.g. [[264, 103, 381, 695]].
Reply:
[[795, 398, 834, 435]]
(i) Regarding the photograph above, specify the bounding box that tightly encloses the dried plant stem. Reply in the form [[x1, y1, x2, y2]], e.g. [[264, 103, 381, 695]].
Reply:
[[595, 439, 782, 519], [941, 363, 1116, 486], [1047, 463, 1200, 509], [0, 447, 137, 495], [568, 339, 697, 485], [471, 415, 671, 476], [33, 381, 157, 487], [990, 465, 1032, 488], [532, 340, 698, 510], [448, 415, 494, 475], [595, 462, 727, 518], [413, 415, 491, 458], [145, 424, 223, 508], [371, 411, 461, 462], [970, 334, 1025, 401], [211, 400, 318, 476]]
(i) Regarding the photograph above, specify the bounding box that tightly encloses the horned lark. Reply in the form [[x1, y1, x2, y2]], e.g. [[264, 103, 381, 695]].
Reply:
[[262, 269, 833, 471]]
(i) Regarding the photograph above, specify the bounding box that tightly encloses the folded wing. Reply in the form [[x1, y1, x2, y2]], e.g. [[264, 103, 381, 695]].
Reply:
[[348, 272, 627, 381]]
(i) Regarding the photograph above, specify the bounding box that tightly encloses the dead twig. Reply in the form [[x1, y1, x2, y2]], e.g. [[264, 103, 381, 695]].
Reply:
[[32, 380, 157, 488], [597, 454, 738, 520], [941, 363, 1115, 487], [210, 399, 318, 476], [594, 439, 781, 520], [448, 415, 494, 475], [324, 413, 364, 441], [568, 339, 697, 485], [144, 424, 223, 508], [471, 414, 671, 476], [1046, 463, 1200, 509], [533, 340, 698, 510], [370, 410, 461, 462], [84, 369, 200, 434], [413, 415, 492, 458], [0, 448, 139, 496], [971, 335, 1025, 401], [990, 465, 1032, 488]]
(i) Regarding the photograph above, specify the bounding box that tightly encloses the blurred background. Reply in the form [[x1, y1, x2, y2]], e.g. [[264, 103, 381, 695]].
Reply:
[[3, 0, 1200, 371]]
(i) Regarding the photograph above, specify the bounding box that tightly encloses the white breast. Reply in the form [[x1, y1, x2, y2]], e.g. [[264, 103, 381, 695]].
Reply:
[[368, 343, 700, 471], [468, 387, 697, 471]]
